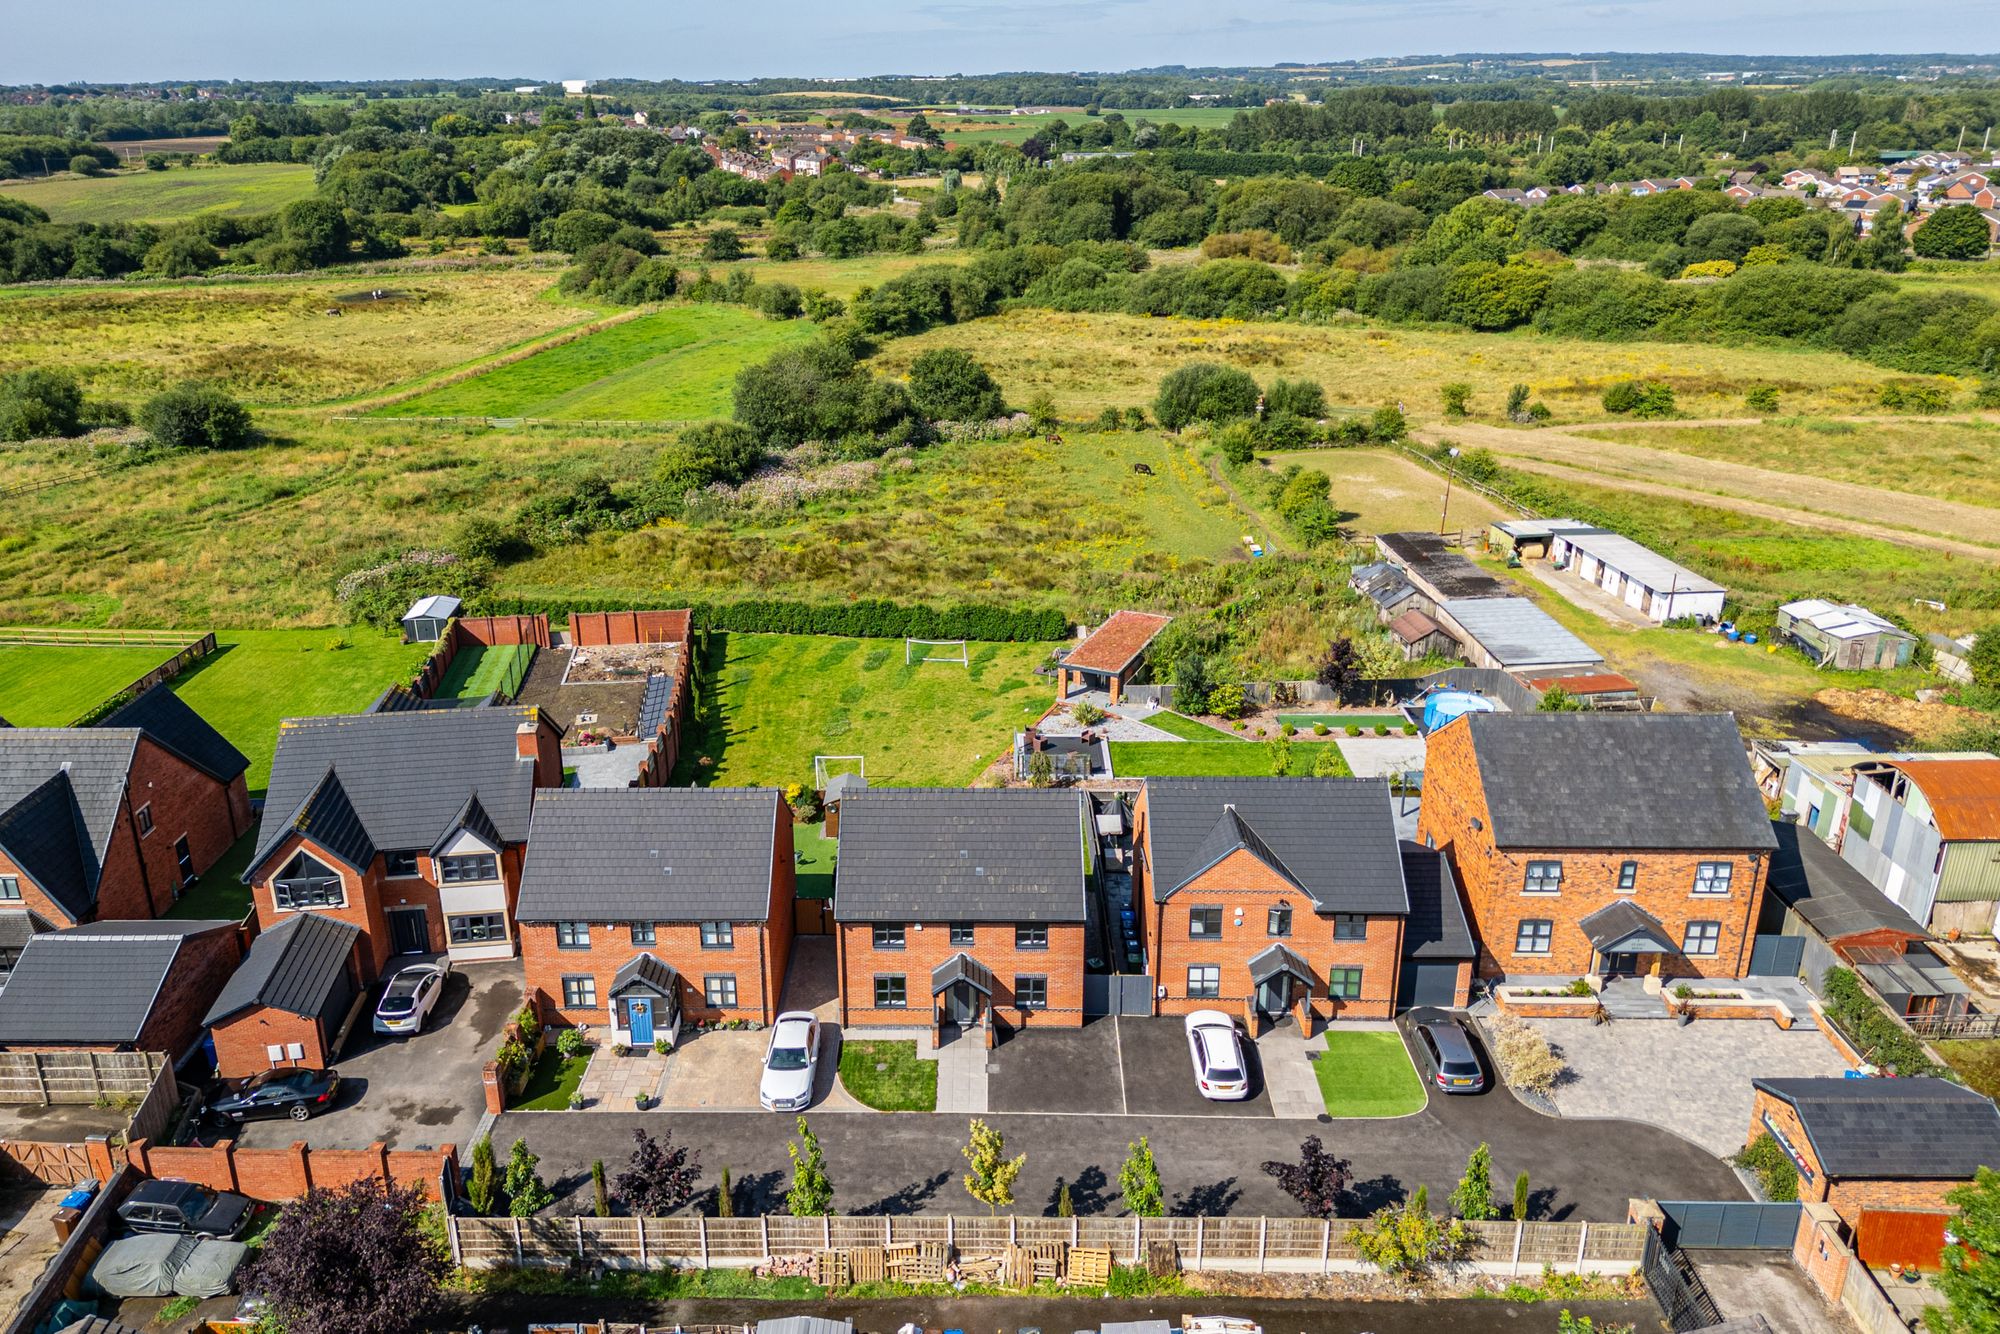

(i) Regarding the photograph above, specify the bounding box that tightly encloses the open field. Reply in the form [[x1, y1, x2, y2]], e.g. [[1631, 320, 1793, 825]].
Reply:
[[1260, 448, 1507, 536], [375, 304, 816, 421], [932, 105, 1246, 145], [0, 269, 596, 405], [675, 633, 1052, 788], [0, 643, 184, 726], [714, 249, 969, 297], [0, 163, 316, 225], [871, 310, 1907, 423]]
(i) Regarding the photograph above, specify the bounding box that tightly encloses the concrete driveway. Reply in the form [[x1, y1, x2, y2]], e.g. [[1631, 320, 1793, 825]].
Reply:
[[1514, 1015, 1851, 1156], [237, 959, 520, 1154], [658, 1030, 769, 1111]]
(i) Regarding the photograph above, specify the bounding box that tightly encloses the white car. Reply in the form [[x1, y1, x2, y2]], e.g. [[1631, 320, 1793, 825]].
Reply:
[[758, 1011, 820, 1112], [372, 960, 449, 1036], [1184, 1009, 1250, 1101]]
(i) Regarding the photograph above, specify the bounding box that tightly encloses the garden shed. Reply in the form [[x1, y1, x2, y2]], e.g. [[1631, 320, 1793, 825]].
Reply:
[[1776, 600, 1918, 671], [401, 595, 462, 643]]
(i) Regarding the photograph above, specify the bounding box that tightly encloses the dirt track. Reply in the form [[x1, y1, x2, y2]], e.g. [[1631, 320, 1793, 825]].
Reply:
[[1416, 421, 2000, 557]]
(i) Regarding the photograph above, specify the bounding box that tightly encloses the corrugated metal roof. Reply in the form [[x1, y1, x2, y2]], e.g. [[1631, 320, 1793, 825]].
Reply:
[[1063, 611, 1172, 675], [516, 788, 780, 922], [204, 912, 359, 1025], [1880, 758, 2000, 841], [1144, 778, 1409, 915], [1378, 533, 1512, 600], [1555, 531, 1723, 595], [1439, 598, 1603, 671], [403, 595, 462, 621], [833, 789, 1087, 923]]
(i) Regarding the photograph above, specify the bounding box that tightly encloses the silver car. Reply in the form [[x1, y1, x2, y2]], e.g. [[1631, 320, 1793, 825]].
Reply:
[[373, 960, 449, 1037], [758, 1011, 820, 1111]]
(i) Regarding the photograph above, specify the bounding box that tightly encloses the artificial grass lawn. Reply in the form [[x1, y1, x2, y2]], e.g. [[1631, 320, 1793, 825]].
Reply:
[[675, 634, 1052, 788], [1141, 710, 1244, 741], [1314, 1030, 1427, 1118], [437, 643, 536, 699], [0, 163, 317, 225], [514, 1047, 593, 1111], [0, 643, 186, 726], [837, 1040, 937, 1112], [375, 304, 816, 422], [795, 820, 837, 900], [168, 829, 256, 921], [1277, 713, 1410, 733], [168, 629, 432, 794], [1109, 740, 1351, 778]]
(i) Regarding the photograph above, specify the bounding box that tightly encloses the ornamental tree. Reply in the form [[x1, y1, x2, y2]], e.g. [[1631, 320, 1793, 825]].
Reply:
[[1119, 1135, 1164, 1217], [616, 1127, 702, 1215], [787, 1116, 835, 1216], [1261, 1135, 1352, 1219], [240, 1178, 448, 1334], [1450, 1142, 1496, 1221], [962, 1118, 1025, 1214]]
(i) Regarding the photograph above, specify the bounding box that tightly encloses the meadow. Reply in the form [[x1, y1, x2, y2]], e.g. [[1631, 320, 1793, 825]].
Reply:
[[0, 163, 317, 225], [0, 269, 596, 405], [674, 633, 1053, 787], [374, 304, 817, 421], [870, 310, 1907, 422], [0, 643, 186, 726], [930, 105, 1246, 145], [1262, 448, 1507, 536]]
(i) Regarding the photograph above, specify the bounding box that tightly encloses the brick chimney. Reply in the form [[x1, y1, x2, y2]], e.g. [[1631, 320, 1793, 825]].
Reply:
[[517, 719, 561, 788]]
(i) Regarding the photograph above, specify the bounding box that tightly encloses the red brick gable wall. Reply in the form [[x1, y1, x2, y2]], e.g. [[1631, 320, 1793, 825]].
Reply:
[[838, 920, 1086, 1028], [135, 926, 244, 1060], [211, 1006, 335, 1080]]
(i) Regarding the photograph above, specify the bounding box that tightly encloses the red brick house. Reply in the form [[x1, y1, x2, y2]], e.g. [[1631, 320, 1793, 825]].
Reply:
[[1134, 777, 1472, 1029], [0, 685, 252, 953], [1056, 611, 1171, 704], [244, 704, 564, 982], [0, 919, 244, 1062], [204, 912, 365, 1078], [834, 789, 1091, 1036], [514, 788, 797, 1040], [1418, 712, 1779, 983]]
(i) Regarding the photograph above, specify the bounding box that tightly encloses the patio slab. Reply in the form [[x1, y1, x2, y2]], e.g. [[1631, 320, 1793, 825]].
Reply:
[[1334, 735, 1427, 779], [575, 1045, 670, 1111]]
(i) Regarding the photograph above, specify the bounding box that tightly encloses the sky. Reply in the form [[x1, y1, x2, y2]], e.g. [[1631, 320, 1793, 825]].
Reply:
[[6, 0, 2000, 85]]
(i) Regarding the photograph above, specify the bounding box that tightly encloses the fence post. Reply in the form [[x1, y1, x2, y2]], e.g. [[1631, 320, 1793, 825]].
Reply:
[[575, 1216, 584, 1261], [884, 1216, 892, 1246], [1320, 1218, 1330, 1274], [946, 1215, 952, 1248], [1072, 1216, 1079, 1247], [1132, 1217, 1141, 1265], [823, 1216, 831, 1250], [761, 1214, 770, 1260], [640, 1216, 650, 1269], [1258, 1216, 1268, 1273], [698, 1216, 708, 1268], [1195, 1216, 1205, 1269], [1009, 1215, 1017, 1245], [448, 1215, 462, 1268], [512, 1216, 524, 1266], [1575, 1221, 1589, 1273], [1511, 1220, 1524, 1276]]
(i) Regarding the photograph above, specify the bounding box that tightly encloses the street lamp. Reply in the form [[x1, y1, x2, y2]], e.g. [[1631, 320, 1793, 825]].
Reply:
[[1438, 447, 1462, 536]]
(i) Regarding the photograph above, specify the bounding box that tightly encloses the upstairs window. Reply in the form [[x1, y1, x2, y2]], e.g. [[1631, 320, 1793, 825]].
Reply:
[[1617, 861, 1638, 892], [1268, 905, 1293, 938], [1015, 923, 1049, 951], [0, 876, 19, 902], [556, 921, 590, 949], [872, 924, 905, 951], [273, 852, 344, 910], [1189, 907, 1223, 938], [1692, 863, 1734, 896], [949, 923, 976, 946], [701, 921, 734, 949], [384, 851, 421, 878], [439, 852, 499, 884], [1333, 913, 1367, 941], [630, 922, 656, 946], [1523, 861, 1563, 895]]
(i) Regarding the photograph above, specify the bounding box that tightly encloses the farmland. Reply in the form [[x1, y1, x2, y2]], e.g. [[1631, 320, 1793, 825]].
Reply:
[[0, 163, 317, 225], [375, 304, 817, 422], [931, 104, 1247, 145]]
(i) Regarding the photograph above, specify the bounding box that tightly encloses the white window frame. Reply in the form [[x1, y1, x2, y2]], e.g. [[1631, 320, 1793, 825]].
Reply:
[[133, 802, 154, 838], [0, 876, 19, 902], [1692, 862, 1734, 896], [1617, 860, 1638, 893]]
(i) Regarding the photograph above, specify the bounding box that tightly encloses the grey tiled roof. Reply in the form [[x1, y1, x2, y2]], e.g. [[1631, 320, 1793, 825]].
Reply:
[[1766, 819, 1926, 943], [610, 952, 681, 999], [0, 773, 96, 922], [251, 707, 547, 878], [0, 731, 141, 917], [1754, 1076, 2000, 1179], [931, 951, 996, 996], [99, 686, 248, 784], [1578, 900, 1677, 953], [1462, 713, 1778, 852], [204, 912, 360, 1025], [833, 789, 1087, 924], [1399, 842, 1475, 960], [0, 920, 233, 1044], [431, 794, 500, 857], [282, 772, 377, 874], [516, 788, 780, 922], [1247, 941, 1313, 986], [1144, 778, 1409, 915]]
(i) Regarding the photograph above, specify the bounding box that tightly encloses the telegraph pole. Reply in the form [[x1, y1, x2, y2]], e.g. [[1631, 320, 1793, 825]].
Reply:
[[1438, 447, 1462, 536]]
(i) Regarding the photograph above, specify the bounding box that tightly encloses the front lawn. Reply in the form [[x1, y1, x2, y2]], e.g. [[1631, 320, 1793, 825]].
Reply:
[[838, 1039, 937, 1112], [1313, 1030, 1427, 1117], [1141, 710, 1245, 741], [514, 1046, 593, 1111], [1109, 740, 1350, 778]]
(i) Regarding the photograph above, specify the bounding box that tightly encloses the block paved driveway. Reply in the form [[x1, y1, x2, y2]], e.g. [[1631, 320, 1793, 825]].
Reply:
[[1516, 1016, 1851, 1156]]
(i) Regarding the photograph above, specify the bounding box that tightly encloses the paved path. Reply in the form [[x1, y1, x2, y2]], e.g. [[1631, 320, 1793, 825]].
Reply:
[[1253, 1024, 1328, 1120], [934, 1034, 991, 1114], [1333, 734, 1426, 779]]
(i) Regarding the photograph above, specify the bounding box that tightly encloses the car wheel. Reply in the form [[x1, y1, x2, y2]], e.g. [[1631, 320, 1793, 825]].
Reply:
[[288, 1104, 311, 1122]]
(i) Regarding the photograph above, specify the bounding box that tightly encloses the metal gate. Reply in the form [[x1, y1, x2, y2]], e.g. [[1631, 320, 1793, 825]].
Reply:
[[1746, 934, 1806, 978], [1084, 974, 1154, 1017], [1642, 1228, 1723, 1332], [1658, 1200, 1802, 1249]]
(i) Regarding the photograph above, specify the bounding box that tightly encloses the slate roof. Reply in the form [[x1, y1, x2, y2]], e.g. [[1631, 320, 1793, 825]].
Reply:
[[0, 920, 234, 1044], [279, 772, 376, 875], [0, 773, 96, 921], [204, 912, 360, 1025], [1458, 713, 1778, 852], [1399, 841, 1475, 960], [833, 789, 1087, 923], [0, 731, 141, 919], [1143, 778, 1409, 915], [1064, 611, 1172, 675], [98, 685, 248, 785], [1753, 1076, 2000, 1179], [1765, 819, 1926, 943], [932, 951, 997, 996], [431, 793, 501, 857], [1247, 941, 1314, 986], [1579, 900, 1678, 953], [515, 788, 781, 922], [609, 952, 681, 999], [1438, 598, 1603, 671], [250, 707, 548, 879]]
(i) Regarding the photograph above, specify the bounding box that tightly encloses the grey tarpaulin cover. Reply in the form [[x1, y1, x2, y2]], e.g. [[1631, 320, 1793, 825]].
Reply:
[[86, 1235, 247, 1299]]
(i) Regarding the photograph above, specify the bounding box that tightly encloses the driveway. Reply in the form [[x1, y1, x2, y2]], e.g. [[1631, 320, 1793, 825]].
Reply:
[[1514, 1015, 1851, 1156], [986, 1017, 1280, 1118], [1334, 735, 1426, 779], [238, 959, 520, 1153]]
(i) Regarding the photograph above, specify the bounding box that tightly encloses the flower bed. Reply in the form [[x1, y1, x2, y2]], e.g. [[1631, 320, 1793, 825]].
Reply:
[[1664, 987, 1793, 1028], [1493, 985, 1600, 1019]]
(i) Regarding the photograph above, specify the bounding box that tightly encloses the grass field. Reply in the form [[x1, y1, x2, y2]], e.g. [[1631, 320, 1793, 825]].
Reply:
[[932, 105, 1246, 145], [437, 643, 536, 699], [0, 643, 184, 725], [872, 310, 1906, 424], [838, 1040, 937, 1112], [676, 634, 1052, 788], [1315, 1030, 1427, 1117], [375, 305, 816, 421], [1258, 448, 1507, 536], [0, 270, 596, 405], [0, 164, 317, 225], [1142, 710, 1244, 741], [1108, 739, 1351, 777], [720, 249, 969, 298]]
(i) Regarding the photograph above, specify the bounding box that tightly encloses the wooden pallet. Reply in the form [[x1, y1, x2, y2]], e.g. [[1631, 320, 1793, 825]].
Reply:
[[1146, 1239, 1181, 1277], [847, 1245, 886, 1284], [1067, 1245, 1112, 1286], [811, 1250, 850, 1287]]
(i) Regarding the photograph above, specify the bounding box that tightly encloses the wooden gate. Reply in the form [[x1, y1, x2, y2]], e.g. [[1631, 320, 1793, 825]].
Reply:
[[1, 1140, 95, 1185], [793, 898, 832, 936], [1858, 1208, 1951, 1272]]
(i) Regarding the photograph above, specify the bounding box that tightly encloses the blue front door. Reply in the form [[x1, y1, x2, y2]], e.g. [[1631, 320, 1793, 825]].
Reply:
[[629, 998, 653, 1045]]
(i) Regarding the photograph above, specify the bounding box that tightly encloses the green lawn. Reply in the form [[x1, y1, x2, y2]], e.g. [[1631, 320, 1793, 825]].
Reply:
[[1314, 1030, 1427, 1117], [1278, 714, 1411, 734], [514, 1047, 593, 1111], [168, 629, 432, 794], [1109, 739, 1349, 778], [1142, 710, 1244, 741], [0, 164, 317, 225], [0, 643, 185, 726], [795, 820, 837, 900], [168, 829, 256, 921], [437, 643, 536, 699], [837, 1039, 938, 1111], [675, 634, 1052, 788], [374, 304, 816, 422], [1938, 1040, 2000, 1102]]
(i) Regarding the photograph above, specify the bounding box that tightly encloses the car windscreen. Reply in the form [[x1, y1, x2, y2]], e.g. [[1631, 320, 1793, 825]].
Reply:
[[768, 1045, 810, 1071]]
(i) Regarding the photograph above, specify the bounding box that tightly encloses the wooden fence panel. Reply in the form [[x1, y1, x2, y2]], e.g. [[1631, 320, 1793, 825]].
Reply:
[[1583, 1223, 1647, 1263], [1, 1141, 95, 1186], [0, 1051, 164, 1106], [1519, 1221, 1582, 1265]]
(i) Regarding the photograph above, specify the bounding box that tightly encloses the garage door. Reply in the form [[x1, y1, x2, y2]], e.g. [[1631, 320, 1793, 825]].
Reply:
[[1399, 962, 1461, 1009]]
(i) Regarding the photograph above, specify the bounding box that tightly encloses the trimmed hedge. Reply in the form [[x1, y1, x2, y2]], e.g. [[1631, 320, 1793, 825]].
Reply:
[[471, 595, 1066, 643]]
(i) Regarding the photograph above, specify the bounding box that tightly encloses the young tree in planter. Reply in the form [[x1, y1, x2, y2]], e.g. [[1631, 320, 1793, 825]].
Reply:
[[505, 1138, 553, 1217], [1450, 1143, 1496, 1220], [787, 1116, 835, 1216], [963, 1118, 1024, 1215], [241, 1178, 448, 1334], [1261, 1136, 1352, 1219], [467, 1134, 497, 1215], [1119, 1136, 1164, 1217], [616, 1128, 702, 1215]]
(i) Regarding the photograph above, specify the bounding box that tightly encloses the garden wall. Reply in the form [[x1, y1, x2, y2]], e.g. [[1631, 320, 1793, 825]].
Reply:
[[570, 610, 690, 647], [125, 1137, 456, 1203]]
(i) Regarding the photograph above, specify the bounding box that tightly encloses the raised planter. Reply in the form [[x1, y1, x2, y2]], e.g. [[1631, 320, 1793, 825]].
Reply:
[[1493, 985, 1600, 1019], [1664, 988, 1793, 1028]]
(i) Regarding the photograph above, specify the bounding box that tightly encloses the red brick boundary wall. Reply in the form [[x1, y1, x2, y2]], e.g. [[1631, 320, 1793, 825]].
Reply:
[[458, 615, 551, 648], [570, 610, 691, 647], [125, 1137, 455, 1203]]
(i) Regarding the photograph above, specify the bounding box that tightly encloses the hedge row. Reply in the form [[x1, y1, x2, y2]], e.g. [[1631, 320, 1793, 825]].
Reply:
[[1158, 149, 1345, 177], [470, 595, 1068, 643]]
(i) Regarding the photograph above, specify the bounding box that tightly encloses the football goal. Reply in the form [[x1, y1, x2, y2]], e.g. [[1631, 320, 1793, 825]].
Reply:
[[814, 755, 867, 790], [906, 638, 969, 666]]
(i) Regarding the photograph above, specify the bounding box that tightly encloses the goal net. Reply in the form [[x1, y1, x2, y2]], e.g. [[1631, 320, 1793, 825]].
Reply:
[[814, 755, 867, 790], [906, 638, 969, 666]]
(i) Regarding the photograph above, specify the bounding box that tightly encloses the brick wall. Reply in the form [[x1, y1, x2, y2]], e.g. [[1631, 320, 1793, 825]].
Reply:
[[523, 919, 785, 1029], [128, 1137, 455, 1203], [122, 736, 252, 918], [1748, 1087, 1967, 1231], [456, 615, 551, 648], [764, 815, 797, 1015], [132, 925, 243, 1060], [1419, 716, 1768, 981], [210, 1006, 334, 1080], [838, 921, 1087, 1028]]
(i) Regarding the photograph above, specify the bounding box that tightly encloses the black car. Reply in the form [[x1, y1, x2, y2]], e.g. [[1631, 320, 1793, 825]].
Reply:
[[118, 1178, 255, 1239], [1408, 1014, 1488, 1095], [207, 1067, 341, 1123]]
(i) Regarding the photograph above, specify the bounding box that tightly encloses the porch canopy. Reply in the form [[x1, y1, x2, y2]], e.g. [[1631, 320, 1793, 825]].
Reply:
[[610, 952, 683, 1014], [1247, 942, 1316, 990], [1579, 901, 1678, 955], [931, 951, 996, 997]]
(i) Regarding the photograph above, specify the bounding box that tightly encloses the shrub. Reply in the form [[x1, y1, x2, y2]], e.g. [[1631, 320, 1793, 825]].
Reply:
[[556, 1027, 587, 1061], [1600, 380, 1675, 419], [139, 382, 253, 450], [0, 369, 85, 441], [1154, 362, 1261, 429], [907, 348, 1004, 422], [1206, 682, 1247, 720], [1440, 382, 1472, 418], [1820, 967, 1944, 1076], [701, 227, 744, 261], [1071, 701, 1107, 726], [1912, 205, 1994, 261], [1744, 386, 1780, 413], [1733, 1133, 1800, 1202], [1265, 376, 1327, 419], [1349, 1198, 1473, 1281], [1487, 1013, 1566, 1096], [1879, 380, 1953, 414], [1679, 259, 1738, 279], [1312, 722, 1328, 736]]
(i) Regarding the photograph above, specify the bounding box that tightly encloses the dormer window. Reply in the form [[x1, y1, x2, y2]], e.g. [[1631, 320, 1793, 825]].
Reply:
[[273, 852, 345, 910], [439, 852, 499, 884]]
